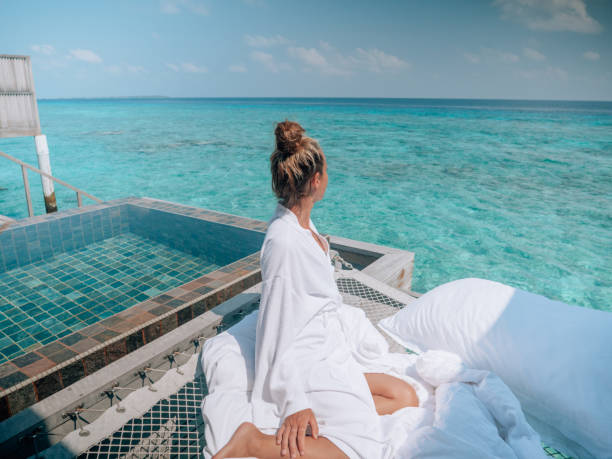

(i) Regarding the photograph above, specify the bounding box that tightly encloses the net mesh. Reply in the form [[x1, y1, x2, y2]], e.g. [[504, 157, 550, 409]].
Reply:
[[78, 377, 206, 459], [336, 277, 415, 354], [78, 276, 572, 458]]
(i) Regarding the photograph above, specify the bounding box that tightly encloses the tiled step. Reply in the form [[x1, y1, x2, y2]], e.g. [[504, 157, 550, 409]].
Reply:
[[0, 215, 15, 231]]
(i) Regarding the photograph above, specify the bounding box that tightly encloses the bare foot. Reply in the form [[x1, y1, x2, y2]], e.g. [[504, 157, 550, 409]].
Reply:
[[212, 422, 258, 459]]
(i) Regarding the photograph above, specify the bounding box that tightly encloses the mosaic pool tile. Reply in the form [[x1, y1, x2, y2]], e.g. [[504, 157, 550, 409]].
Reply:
[[0, 197, 266, 419], [0, 232, 222, 364]]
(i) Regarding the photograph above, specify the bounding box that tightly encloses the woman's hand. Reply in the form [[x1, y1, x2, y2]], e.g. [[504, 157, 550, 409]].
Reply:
[[276, 408, 319, 457]]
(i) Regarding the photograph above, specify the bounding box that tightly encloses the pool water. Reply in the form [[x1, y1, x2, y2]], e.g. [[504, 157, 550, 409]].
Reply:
[[0, 232, 221, 363]]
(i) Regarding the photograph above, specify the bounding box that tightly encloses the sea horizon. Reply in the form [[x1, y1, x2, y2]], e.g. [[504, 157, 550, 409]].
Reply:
[[38, 96, 612, 103]]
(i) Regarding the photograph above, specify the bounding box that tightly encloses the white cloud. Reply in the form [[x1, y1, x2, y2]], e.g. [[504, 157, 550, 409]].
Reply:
[[160, 0, 208, 16], [494, 0, 602, 34], [497, 51, 520, 63], [186, 63, 208, 73], [161, 0, 180, 13], [287, 46, 346, 75], [523, 47, 546, 61], [69, 49, 102, 63], [549, 66, 569, 80], [288, 47, 328, 68], [464, 52, 481, 64], [350, 48, 410, 73], [583, 50, 600, 61], [465, 48, 519, 64], [319, 41, 334, 52], [286, 43, 408, 75], [106, 65, 122, 75], [229, 64, 247, 73], [516, 65, 568, 81], [244, 34, 289, 47], [250, 50, 289, 72], [181, 62, 208, 73], [31, 44, 55, 55], [127, 65, 147, 74], [165, 62, 207, 73], [249, 39, 408, 76]]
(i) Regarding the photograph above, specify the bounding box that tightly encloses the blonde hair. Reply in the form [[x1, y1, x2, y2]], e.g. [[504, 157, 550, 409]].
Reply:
[[270, 120, 324, 208]]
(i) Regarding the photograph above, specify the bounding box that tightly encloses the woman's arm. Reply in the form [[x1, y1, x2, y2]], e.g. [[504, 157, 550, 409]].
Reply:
[[276, 407, 319, 457], [255, 235, 331, 456], [255, 274, 311, 417]]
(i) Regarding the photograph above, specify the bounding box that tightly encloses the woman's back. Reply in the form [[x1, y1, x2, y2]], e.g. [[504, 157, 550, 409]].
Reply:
[[261, 204, 337, 295], [209, 120, 391, 459], [252, 202, 386, 459]]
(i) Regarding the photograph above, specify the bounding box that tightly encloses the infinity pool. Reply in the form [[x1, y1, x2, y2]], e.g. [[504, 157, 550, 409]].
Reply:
[[0, 198, 265, 414], [0, 232, 222, 363]]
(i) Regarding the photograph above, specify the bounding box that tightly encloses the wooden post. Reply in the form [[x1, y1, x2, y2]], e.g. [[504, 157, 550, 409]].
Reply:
[[21, 165, 34, 217], [34, 134, 58, 213]]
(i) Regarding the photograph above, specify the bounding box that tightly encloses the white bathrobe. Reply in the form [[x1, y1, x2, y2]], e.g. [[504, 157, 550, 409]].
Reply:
[[201, 203, 546, 459], [251, 203, 389, 458]]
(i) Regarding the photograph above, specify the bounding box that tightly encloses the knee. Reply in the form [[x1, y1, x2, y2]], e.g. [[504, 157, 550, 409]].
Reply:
[[391, 381, 419, 408]]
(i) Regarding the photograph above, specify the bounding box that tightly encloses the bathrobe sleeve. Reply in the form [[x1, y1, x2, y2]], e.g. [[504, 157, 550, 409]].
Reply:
[[257, 275, 311, 418], [254, 236, 328, 421]]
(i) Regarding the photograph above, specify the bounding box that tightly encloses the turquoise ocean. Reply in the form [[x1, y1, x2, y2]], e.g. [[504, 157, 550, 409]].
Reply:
[[0, 98, 610, 311]]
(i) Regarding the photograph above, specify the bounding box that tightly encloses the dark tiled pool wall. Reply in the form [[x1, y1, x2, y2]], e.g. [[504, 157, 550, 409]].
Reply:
[[0, 205, 129, 273], [128, 205, 264, 267], [0, 203, 265, 274]]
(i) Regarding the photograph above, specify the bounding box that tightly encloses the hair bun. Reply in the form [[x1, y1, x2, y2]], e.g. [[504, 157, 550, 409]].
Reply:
[[275, 120, 305, 158]]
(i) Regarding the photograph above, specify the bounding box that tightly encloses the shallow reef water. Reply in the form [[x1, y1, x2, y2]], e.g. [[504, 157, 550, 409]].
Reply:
[[0, 98, 610, 311]]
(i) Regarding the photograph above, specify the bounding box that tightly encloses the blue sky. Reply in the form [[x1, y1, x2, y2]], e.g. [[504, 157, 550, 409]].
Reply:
[[1, 0, 611, 100]]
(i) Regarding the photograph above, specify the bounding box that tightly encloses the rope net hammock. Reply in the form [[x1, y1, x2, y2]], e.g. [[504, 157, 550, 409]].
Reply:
[[41, 265, 571, 459]]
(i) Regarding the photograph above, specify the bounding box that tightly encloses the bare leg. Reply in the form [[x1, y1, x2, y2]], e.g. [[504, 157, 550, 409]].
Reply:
[[371, 394, 411, 415], [213, 422, 348, 459], [365, 372, 419, 415]]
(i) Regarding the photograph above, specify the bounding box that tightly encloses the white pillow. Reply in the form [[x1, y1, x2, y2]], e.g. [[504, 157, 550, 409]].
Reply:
[[378, 278, 612, 459]]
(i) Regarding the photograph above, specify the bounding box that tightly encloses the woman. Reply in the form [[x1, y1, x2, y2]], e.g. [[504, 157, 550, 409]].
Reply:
[[213, 121, 418, 459]]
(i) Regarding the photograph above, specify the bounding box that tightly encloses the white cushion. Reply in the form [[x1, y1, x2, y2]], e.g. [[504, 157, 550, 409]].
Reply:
[[378, 278, 612, 459], [201, 310, 258, 393]]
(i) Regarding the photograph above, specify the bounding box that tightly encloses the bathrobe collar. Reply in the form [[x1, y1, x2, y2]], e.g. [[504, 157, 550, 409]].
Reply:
[[274, 203, 315, 234], [274, 203, 329, 256]]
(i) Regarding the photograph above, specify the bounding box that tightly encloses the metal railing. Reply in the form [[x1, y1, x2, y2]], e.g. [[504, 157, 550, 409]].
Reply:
[[0, 150, 103, 217]]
